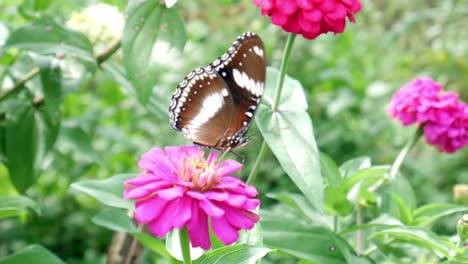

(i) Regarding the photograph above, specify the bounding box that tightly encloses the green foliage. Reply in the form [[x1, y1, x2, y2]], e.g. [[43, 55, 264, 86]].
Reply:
[[0, 195, 41, 218], [122, 0, 186, 104], [257, 67, 323, 212], [0, 245, 65, 264], [193, 244, 272, 264], [1, 0, 467, 263]]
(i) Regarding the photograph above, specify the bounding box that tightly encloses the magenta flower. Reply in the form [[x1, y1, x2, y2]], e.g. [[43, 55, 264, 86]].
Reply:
[[388, 77, 468, 153], [252, 0, 362, 40], [123, 146, 260, 250], [387, 77, 442, 126], [424, 102, 468, 153]]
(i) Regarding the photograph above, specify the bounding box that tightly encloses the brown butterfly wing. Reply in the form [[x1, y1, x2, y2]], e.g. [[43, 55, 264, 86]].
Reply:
[[169, 32, 266, 150], [169, 68, 235, 148], [210, 32, 266, 147]]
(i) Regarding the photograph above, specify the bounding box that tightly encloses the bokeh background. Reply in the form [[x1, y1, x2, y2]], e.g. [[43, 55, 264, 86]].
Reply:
[[0, 0, 467, 263]]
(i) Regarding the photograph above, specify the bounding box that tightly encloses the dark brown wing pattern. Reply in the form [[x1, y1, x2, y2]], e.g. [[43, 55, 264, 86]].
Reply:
[[169, 32, 266, 150]]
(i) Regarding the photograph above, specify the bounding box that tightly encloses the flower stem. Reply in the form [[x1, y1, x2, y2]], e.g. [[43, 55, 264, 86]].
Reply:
[[333, 215, 339, 232], [246, 141, 268, 185], [368, 126, 423, 192], [272, 33, 297, 111], [179, 228, 192, 264], [356, 206, 363, 256], [246, 33, 297, 185]]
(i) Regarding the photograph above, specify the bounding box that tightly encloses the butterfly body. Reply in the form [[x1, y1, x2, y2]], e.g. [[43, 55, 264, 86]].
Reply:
[[169, 32, 266, 150]]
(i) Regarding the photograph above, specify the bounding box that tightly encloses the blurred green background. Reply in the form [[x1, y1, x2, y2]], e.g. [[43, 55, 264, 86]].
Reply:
[[0, 0, 467, 263]]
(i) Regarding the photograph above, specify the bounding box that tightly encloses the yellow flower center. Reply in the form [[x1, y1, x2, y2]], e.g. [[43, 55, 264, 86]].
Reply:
[[180, 154, 220, 191]]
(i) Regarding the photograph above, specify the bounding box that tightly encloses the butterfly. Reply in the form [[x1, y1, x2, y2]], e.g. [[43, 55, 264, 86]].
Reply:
[[169, 32, 266, 150]]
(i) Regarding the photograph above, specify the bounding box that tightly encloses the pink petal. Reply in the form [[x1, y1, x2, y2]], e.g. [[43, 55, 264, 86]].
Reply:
[[275, 0, 298, 15], [224, 207, 259, 229], [138, 148, 174, 175], [325, 3, 347, 20], [200, 199, 224, 217], [148, 197, 191, 237], [134, 196, 168, 224], [211, 216, 239, 245], [187, 190, 206, 200], [124, 181, 172, 200], [298, 12, 320, 32], [296, 0, 314, 10], [187, 201, 211, 249], [317, 0, 337, 12], [271, 10, 289, 26], [206, 150, 218, 165], [282, 13, 301, 33], [157, 186, 186, 200], [217, 160, 242, 175], [123, 174, 157, 187], [205, 191, 229, 202], [303, 9, 323, 23]]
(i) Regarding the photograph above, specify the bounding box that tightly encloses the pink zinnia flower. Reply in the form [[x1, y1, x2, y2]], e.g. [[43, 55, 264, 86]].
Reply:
[[123, 146, 260, 250], [387, 77, 442, 126], [424, 102, 468, 153], [252, 0, 362, 40], [388, 77, 468, 153]]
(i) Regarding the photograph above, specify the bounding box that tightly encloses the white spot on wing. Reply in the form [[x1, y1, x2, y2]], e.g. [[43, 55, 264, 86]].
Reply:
[[253, 46, 264, 57], [233, 69, 244, 88]]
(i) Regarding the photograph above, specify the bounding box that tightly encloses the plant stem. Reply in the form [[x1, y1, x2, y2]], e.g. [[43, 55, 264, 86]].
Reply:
[[333, 215, 339, 232], [0, 39, 122, 103], [246, 141, 268, 185], [368, 126, 423, 192], [0, 67, 39, 102], [96, 39, 121, 64], [356, 206, 363, 256], [272, 33, 297, 111], [179, 228, 192, 264], [246, 33, 297, 185]]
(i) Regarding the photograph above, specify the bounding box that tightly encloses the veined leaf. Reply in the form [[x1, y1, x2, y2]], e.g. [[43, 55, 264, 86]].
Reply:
[[257, 67, 323, 212], [122, 1, 185, 104]]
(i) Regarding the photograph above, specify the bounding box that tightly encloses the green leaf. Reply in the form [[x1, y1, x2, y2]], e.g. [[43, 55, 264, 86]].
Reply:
[[71, 174, 135, 210], [34, 55, 62, 116], [320, 152, 342, 187], [92, 208, 175, 261], [58, 123, 101, 164], [238, 223, 263, 247], [345, 166, 388, 207], [193, 244, 272, 264], [0, 195, 41, 219], [4, 18, 95, 71], [371, 226, 462, 258], [122, 1, 186, 104], [1, 105, 59, 193], [413, 203, 468, 227], [388, 193, 413, 225], [92, 208, 137, 233], [339, 157, 371, 178], [101, 61, 136, 97], [339, 214, 403, 235], [267, 192, 331, 228], [0, 245, 65, 264], [257, 67, 323, 212], [325, 185, 353, 216], [261, 211, 363, 264]]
